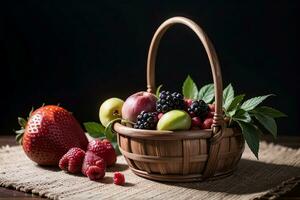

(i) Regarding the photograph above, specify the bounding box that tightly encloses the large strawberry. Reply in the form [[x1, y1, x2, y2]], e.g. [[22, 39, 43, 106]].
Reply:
[[16, 105, 88, 165]]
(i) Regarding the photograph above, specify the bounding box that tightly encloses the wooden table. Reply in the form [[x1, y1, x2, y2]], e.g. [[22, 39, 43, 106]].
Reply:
[[0, 136, 299, 200]]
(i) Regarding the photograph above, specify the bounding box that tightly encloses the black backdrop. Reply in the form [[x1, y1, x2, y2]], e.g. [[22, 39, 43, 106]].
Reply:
[[1, 1, 299, 135]]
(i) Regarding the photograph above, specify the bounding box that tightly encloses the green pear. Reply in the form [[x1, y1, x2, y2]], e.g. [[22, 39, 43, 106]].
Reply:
[[157, 110, 191, 131], [99, 98, 124, 127]]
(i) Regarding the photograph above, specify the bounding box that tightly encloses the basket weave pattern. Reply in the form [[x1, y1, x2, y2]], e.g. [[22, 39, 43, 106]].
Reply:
[[113, 16, 245, 182]]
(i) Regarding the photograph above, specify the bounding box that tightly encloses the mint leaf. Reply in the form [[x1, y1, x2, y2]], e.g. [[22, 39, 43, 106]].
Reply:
[[232, 109, 251, 123], [83, 122, 105, 138], [226, 94, 245, 115], [237, 121, 261, 159], [253, 106, 287, 118], [182, 75, 198, 99], [156, 84, 163, 97], [198, 83, 214, 103], [253, 112, 277, 138], [223, 84, 234, 109], [241, 94, 274, 111]]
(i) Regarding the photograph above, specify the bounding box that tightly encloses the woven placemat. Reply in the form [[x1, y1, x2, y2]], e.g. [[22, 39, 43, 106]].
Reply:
[[0, 142, 300, 200]]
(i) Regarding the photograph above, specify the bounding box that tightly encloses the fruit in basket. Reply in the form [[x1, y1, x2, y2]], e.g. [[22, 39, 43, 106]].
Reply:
[[59, 147, 85, 174], [191, 117, 202, 128], [156, 91, 185, 113], [208, 104, 215, 112], [187, 100, 210, 119], [184, 98, 193, 108], [202, 118, 213, 129], [122, 91, 157, 122], [134, 111, 158, 130], [157, 110, 191, 131], [99, 98, 124, 127], [87, 139, 117, 167], [82, 151, 106, 180], [16, 105, 89, 165]]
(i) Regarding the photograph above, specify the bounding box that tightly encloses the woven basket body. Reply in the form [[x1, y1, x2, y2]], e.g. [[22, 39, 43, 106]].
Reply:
[[113, 17, 245, 182]]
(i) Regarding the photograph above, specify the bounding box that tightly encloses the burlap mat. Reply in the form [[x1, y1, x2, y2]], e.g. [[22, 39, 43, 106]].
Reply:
[[0, 142, 300, 200]]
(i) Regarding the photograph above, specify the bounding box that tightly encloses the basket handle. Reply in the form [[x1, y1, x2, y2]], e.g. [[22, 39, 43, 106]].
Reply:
[[146, 16, 224, 135]]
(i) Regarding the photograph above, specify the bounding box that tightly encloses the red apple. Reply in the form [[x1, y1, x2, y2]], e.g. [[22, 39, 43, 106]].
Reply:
[[122, 91, 157, 122]]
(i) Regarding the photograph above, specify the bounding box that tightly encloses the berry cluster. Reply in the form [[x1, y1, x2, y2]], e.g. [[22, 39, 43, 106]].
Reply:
[[187, 100, 210, 119], [134, 111, 158, 130], [156, 91, 185, 113], [59, 139, 125, 185]]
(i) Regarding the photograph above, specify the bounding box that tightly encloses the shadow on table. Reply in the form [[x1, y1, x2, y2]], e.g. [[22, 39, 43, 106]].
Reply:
[[168, 159, 300, 195]]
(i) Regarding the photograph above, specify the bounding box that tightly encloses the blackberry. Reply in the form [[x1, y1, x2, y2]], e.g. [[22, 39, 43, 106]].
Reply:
[[134, 111, 158, 130], [187, 100, 209, 118], [156, 91, 185, 113]]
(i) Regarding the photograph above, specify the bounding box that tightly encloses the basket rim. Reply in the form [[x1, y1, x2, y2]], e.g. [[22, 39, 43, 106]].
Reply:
[[113, 123, 240, 140]]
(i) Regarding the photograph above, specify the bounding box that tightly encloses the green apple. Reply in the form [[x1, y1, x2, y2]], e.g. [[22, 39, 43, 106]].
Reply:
[[99, 98, 124, 127], [157, 110, 191, 131]]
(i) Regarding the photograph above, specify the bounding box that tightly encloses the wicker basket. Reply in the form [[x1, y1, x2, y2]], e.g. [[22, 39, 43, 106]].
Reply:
[[113, 16, 245, 182]]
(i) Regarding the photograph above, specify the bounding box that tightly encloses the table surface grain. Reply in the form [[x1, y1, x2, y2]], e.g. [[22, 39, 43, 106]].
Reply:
[[0, 135, 299, 200]]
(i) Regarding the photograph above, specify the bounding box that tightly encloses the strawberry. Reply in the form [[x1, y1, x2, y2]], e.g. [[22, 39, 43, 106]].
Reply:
[[59, 147, 85, 173], [16, 105, 88, 165], [87, 139, 117, 167], [82, 151, 106, 180]]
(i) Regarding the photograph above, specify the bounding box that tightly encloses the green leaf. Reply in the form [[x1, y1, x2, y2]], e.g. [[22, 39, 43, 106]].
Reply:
[[198, 83, 214, 103], [111, 141, 121, 155], [83, 122, 105, 138], [253, 113, 277, 138], [156, 84, 163, 97], [252, 106, 287, 118], [226, 94, 245, 115], [18, 117, 27, 129], [182, 75, 198, 99], [223, 84, 234, 109], [232, 109, 251, 123], [241, 94, 274, 111], [237, 121, 261, 159], [104, 118, 122, 142]]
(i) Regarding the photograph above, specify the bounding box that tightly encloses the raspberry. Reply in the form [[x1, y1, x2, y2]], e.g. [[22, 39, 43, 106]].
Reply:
[[156, 91, 185, 113], [59, 147, 85, 174], [87, 139, 117, 167], [158, 113, 164, 119], [191, 117, 202, 127], [134, 111, 158, 130], [187, 100, 209, 119], [202, 118, 213, 129], [86, 165, 105, 181], [208, 104, 215, 112], [113, 172, 125, 186], [207, 111, 214, 118], [184, 99, 193, 108], [82, 151, 106, 180]]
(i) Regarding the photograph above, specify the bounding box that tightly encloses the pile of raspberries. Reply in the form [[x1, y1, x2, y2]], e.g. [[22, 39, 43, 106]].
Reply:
[[59, 139, 125, 186]]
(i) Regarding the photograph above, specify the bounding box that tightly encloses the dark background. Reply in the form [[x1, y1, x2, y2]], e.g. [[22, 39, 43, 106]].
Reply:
[[0, 1, 299, 135]]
